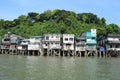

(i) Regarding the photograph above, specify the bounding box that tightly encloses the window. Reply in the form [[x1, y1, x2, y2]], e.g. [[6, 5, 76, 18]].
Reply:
[[4, 39, 10, 41], [51, 36, 53, 38], [55, 43, 59, 45], [116, 45, 118, 48], [76, 39, 80, 43], [51, 43, 53, 45], [65, 38, 68, 41], [46, 36, 49, 40], [81, 40, 85, 42], [55, 43, 59, 44], [56, 36, 59, 38], [69, 38, 73, 41], [110, 45, 112, 48], [66, 44, 71, 46], [92, 37, 95, 39]]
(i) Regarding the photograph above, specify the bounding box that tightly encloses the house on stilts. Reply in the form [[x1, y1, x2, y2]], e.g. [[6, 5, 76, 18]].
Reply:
[[17, 39, 29, 55], [62, 34, 75, 56], [75, 36, 86, 56], [84, 29, 97, 56], [98, 34, 120, 57], [1, 32, 23, 55], [42, 34, 61, 56], [28, 36, 43, 56]]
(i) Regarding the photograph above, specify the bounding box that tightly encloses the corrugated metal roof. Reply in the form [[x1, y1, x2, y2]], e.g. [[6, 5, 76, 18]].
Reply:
[[108, 34, 120, 37], [31, 36, 43, 38]]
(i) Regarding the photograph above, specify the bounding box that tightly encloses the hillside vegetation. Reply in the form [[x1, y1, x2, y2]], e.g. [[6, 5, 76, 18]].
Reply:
[[0, 9, 120, 38]]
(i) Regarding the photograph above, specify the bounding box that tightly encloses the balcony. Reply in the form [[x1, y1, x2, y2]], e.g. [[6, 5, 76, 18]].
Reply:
[[2, 41, 11, 44], [107, 38, 120, 44], [86, 40, 96, 44]]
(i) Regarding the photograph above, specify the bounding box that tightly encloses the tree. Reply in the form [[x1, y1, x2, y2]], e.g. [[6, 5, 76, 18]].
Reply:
[[39, 10, 52, 22], [106, 24, 120, 34], [0, 9, 119, 38], [77, 13, 100, 24], [82, 14, 88, 23], [100, 18, 106, 25], [28, 12, 39, 22], [0, 19, 4, 29]]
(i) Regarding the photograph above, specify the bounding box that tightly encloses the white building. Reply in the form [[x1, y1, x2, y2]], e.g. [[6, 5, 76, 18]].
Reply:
[[17, 39, 29, 50], [62, 34, 75, 56], [42, 34, 61, 56], [28, 36, 43, 51]]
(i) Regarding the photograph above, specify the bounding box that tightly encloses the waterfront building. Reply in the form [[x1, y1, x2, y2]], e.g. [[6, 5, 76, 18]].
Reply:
[[1, 32, 23, 54], [98, 34, 120, 56], [18, 39, 29, 50], [80, 29, 97, 56], [27, 36, 43, 56], [62, 34, 75, 56], [17, 39, 29, 55], [75, 37, 86, 56], [42, 34, 61, 56]]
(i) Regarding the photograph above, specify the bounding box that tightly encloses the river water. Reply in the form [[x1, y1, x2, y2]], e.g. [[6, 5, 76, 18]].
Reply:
[[0, 55, 120, 80]]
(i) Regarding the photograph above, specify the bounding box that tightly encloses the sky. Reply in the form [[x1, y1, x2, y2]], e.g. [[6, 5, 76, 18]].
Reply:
[[0, 0, 120, 26]]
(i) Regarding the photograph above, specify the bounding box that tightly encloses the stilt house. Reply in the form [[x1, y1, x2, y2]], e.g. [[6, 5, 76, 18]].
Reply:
[[85, 29, 97, 51], [98, 34, 120, 51], [62, 34, 75, 56], [75, 37, 86, 56], [42, 34, 61, 56], [28, 36, 43, 50], [27, 36, 43, 56], [1, 32, 23, 50], [17, 39, 29, 51]]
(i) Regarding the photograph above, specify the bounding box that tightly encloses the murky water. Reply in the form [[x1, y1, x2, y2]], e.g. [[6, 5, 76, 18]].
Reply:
[[0, 55, 120, 80]]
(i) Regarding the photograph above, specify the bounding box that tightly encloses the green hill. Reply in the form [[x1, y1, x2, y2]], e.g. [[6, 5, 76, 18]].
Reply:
[[0, 9, 120, 38]]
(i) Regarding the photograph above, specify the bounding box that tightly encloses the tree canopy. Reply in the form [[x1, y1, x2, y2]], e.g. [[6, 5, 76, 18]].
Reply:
[[0, 9, 120, 38]]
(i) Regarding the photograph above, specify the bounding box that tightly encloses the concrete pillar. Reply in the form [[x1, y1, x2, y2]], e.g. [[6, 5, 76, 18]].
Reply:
[[75, 51, 76, 56], [22, 50, 24, 55], [85, 51, 87, 57], [100, 51, 102, 57], [39, 49, 43, 56], [28, 50, 29, 56], [38, 51, 40, 56], [80, 51, 81, 57], [72, 51, 74, 56]]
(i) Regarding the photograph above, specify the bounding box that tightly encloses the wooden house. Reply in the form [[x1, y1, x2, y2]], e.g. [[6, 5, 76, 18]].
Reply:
[[42, 34, 61, 56], [98, 34, 120, 56], [62, 34, 75, 56], [1, 32, 23, 54]]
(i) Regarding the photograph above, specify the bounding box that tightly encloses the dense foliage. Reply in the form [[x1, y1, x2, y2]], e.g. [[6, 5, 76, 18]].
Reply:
[[0, 9, 120, 38]]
